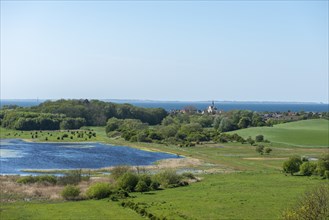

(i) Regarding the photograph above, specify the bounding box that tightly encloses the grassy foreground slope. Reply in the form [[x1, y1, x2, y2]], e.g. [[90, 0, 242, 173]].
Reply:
[[228, 119, 329, 147], [0, 173, 321, 220], [0, 200, 143, 220]]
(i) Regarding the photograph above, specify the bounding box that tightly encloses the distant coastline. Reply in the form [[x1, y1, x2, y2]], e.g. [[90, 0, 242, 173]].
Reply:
[[1, 99, 328, 112]]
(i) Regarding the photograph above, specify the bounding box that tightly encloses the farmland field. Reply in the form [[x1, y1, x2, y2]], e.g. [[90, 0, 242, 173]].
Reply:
[[227, 119, 329, 148]]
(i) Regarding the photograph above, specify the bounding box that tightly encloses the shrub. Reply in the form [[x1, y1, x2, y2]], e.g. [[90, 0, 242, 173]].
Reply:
[[117, 172, 139, 192], [86, 182, 112, 199], [264, 147, 272, 154], [61, 185, 80, 200], [57, 170, 84, 185], [135, 180, 149, 192], [149, 180, 160, 190], [255, 135, 264, 142], [255, 145, 264, 155], [139, 174, 152, 187], [299, 161, 317, 176], [282, 184, 329, 220], [324, 170, 329, 179], [154, 170, 182, 188], [111, 165, 132, 180], [109, 190, 130, 201], [283, 156, 302, 175], [246, 137, 255, 146], [316, 154, 329, 176]]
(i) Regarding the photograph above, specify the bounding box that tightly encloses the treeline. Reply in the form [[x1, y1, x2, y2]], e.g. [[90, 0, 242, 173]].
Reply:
[[0, 111, 85, 130], [31, 99, 167, 126], [0, 99, 168, 130], [106, 111, 269, 146]]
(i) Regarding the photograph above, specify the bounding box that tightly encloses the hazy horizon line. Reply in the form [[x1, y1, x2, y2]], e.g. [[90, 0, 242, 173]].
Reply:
[[0, 98, 328, 105]]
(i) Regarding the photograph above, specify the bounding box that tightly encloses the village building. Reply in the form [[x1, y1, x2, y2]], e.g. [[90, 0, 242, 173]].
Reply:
[[203, 101, 219, 114]]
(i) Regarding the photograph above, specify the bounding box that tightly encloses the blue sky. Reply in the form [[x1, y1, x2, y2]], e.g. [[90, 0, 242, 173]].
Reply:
[[1, 1, 328, 102]]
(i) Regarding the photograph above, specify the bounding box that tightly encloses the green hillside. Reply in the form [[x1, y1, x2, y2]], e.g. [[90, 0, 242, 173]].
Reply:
[[227, 119, 329, 148]]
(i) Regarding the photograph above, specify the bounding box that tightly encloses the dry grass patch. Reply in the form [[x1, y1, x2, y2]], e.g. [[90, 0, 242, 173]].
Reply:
[[0, 176, 113, 203]]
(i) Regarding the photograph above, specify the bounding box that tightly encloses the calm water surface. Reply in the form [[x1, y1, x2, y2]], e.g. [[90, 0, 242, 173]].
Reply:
[[0, 139, 181, 175]]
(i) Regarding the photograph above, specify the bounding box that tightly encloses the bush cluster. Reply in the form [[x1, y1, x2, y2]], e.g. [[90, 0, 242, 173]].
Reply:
[[16, 170, 89, 186], [283, 154, 329, 177], [16, 175, 57, 185]]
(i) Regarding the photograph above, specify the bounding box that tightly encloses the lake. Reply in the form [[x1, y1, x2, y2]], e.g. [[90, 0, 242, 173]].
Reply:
[[0, 139, 181, 175]]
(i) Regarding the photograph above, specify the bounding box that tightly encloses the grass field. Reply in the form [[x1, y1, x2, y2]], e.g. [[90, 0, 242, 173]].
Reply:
[[227, 119, 329, 148], [0, 200, 143, 220], [1, 119, 328, 219], [0, 173, 323, 220]]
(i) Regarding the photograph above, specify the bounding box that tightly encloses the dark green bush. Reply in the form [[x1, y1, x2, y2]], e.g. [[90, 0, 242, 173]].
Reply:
[[255, 135, 264, 142], [117, 172, 139, 192], [316, 154, 329, 176], [86, 182, 112, 199], [300, 162, 317, 176], [109, 190, 130, 201], [149, 180, 160, 190], [264, 147, 272, 154], [283, 156, 302, 175], [61, 185, 80, 200], [255, 145, 264, 155], [135, 180, 149, 192], [324, 170, 329, 179]]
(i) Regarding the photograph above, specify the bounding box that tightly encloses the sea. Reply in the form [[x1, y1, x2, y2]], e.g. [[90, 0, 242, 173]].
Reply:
[[0, 99, 328, 112]]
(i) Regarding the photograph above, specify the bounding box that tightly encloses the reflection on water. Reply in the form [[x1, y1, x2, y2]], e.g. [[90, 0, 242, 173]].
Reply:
[[0, 139, 181, 175], [60, 145, 95, 149], [0, 149, 26, 158]]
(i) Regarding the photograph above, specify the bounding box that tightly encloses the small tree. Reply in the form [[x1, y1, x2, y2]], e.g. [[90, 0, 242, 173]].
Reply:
[[255, 145, 264, 155], [255, 135, 264, 142], [283, 156, 303, 175], [265, 147, 272, 154]]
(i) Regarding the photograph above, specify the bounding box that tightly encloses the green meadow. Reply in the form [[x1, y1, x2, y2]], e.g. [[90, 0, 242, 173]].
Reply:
[[1, 173, 322, 220], [227, 119, 329, 148], [0, 119, 328, 219]]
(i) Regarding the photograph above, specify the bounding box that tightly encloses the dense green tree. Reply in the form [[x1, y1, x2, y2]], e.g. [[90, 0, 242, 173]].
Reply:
[[218, 117, 236, 132], [283, 156, 303, 175], [255, 135, 264, 142], [238, 117, 251, 129]]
